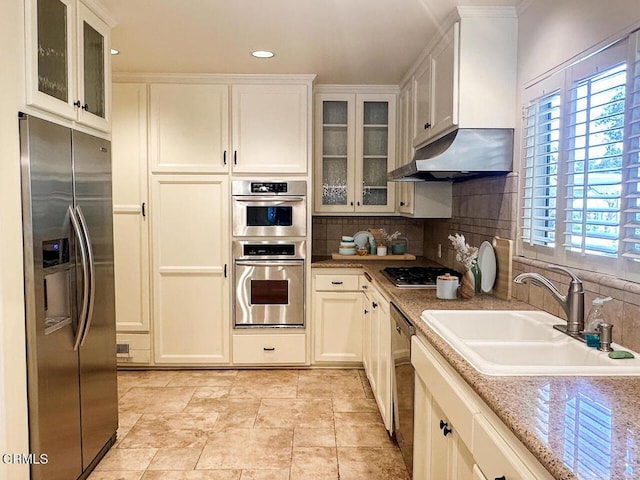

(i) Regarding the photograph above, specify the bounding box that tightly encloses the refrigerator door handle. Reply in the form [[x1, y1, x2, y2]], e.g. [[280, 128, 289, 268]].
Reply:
[[69, 205, 89, 351], [76, 205, 96, 347]]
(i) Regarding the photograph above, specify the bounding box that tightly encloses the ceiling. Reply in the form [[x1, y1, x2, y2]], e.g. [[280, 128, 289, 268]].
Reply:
[[102, 0, 520, 85]]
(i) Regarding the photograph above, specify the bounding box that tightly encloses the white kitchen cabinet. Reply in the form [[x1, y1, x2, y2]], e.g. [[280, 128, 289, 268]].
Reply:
[[414, 367, 475, 480], [111, 83, 150, 339], [413, 23, 458, 147], [25, 0, 114, 131], [312, 271, 364, 364], [151, 175, 230, 365], [409, 7, 517, 149], [150, 83, 229, 174], [412, 335, 555, 480], [148, 79, 312, 174], [232, 333, 306, 365], [362, 275, 393, 431], [232, 83, 310, 174], [314, 89, 397, 214]]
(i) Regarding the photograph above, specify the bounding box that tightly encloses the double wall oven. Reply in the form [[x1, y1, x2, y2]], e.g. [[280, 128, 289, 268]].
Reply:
[[232, 180, 307, 328]]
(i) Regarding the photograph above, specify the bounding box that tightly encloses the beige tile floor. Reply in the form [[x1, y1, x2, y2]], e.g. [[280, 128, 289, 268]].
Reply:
[[89, 369, 410, 480]]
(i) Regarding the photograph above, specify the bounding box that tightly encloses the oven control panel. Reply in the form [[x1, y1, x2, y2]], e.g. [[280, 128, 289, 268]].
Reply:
[[251, 182, 288, 194], [232, 180, 307, 196], [243, 243, 296, 256]]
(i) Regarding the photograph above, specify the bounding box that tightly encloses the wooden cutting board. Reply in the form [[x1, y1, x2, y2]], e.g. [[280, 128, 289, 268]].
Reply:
[[492, 236, 513, 300], [331, 253, 416, 260]]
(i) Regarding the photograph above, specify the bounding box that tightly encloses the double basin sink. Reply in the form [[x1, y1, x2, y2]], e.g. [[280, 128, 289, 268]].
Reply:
[[421, 310, 640, 376]]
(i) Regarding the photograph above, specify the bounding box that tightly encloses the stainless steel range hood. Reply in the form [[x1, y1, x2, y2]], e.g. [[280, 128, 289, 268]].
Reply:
[[387, 128, 514, 182]]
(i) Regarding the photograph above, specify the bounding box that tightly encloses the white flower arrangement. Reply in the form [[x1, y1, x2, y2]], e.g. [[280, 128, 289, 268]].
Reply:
[[378, 228, 402, 247], [448, 233, 478, 271]]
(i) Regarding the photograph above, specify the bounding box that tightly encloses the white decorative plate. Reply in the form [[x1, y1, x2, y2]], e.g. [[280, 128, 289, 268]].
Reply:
[[478, 241, 497, 293], [353, 231, 374, 249]]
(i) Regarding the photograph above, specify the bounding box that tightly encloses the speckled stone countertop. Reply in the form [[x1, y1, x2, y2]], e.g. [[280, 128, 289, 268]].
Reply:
[[313, 257, 640, 480]]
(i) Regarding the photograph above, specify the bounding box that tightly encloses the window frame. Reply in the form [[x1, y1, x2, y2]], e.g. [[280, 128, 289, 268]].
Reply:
[[519, 32, 640, 282]]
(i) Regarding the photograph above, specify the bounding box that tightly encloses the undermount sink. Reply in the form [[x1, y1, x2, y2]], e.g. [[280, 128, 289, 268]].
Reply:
[[421, 310, 640, 376]]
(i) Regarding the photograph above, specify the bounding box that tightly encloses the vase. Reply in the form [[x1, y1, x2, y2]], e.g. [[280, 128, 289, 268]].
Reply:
[[459, 270, 475, 299], [471, 261, 482, 294]]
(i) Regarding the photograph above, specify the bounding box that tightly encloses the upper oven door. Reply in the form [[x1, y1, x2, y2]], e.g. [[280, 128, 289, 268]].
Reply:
[[232, 196, 306, 237]]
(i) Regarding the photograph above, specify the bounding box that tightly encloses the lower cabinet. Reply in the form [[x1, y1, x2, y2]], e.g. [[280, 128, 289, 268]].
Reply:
[[362, 275, 393, 432], [232, 333, 306, 365], [311, 269, 392, 431], [412, 335, 554, 480], [414, 357, 475, 480], [312, 270, 364, 364]]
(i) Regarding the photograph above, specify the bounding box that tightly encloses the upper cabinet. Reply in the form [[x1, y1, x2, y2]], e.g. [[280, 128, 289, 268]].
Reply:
[[413, 23, 458, 147], [232, 84, 310, 174], [25, 0, 114, 132], [409, 7, 517, 148], [146, 77, 314, 175], [314, 88, 397, 214], [150, 83, 230, 174]]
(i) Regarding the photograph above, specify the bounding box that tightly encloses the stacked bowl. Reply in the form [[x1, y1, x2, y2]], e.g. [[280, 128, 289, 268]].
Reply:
[[338, 236, 357, 255]]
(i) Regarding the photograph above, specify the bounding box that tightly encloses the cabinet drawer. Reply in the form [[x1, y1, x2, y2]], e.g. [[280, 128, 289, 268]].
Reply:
[[315, 274, 361, 291], [411, 336, 479, 447], [233, 333, 306, 365], [116, 333, 151, 365], [472, 413, 538, 480]]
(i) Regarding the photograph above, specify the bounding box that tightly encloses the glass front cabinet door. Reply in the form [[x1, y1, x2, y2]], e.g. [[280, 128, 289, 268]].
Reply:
[[25, 0, 111, 131], [314, 92, 396, 213]]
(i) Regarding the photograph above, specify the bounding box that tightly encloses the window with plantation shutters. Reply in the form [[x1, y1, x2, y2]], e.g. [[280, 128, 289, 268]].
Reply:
[[565, 64, 626, 257], [519, 31, 640, 280], [622, 50, 640, 260], [522, 93, 561, 247]]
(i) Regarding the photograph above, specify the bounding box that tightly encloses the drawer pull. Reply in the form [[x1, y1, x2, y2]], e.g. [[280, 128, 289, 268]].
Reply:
[[263, 347, 275, 351], [494, 477, 506, 480], [331, 281, 344, 285]]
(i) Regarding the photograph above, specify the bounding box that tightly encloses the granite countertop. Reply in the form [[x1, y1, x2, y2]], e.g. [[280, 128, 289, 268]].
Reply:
[[312, 257, 640, 480]]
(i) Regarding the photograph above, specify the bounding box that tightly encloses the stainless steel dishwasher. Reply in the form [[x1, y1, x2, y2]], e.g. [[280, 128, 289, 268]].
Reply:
[[391, 303, 416, 477]]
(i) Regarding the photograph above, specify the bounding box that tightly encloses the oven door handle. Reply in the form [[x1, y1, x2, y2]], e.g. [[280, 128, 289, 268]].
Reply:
[[235, 260, 304, 267], [233, 196, 305, 204]]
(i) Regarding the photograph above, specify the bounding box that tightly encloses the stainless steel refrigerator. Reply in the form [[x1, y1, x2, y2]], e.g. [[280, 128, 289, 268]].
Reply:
[[19, 113, 118, 480]]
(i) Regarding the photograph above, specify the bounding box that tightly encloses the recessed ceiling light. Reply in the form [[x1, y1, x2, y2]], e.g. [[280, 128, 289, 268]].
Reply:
[[110, 48, 120, 55], [251, 50, 274, 59]]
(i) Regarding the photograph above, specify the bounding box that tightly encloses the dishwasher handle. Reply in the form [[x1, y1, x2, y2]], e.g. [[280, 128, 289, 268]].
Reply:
[[391, 303, 415, 337]]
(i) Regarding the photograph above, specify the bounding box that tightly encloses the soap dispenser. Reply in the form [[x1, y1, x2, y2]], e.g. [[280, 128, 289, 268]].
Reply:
[[584, 296, 612, 348]]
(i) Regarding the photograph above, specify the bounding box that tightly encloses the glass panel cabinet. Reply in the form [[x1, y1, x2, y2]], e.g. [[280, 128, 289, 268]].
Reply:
[[25, 0, 112, 132], [315, 91, 396, 214]]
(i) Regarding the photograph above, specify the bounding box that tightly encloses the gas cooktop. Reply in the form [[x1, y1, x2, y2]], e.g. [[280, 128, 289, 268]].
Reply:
[[381, 266, 462, 288]]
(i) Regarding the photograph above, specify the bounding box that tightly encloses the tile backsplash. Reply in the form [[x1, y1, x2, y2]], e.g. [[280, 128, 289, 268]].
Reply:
[[312, 216, 425, 257], [419, 173, 640, 353]]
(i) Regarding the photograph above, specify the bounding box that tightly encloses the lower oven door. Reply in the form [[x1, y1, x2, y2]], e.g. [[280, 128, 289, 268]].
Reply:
[[234, 260, 304, 327]]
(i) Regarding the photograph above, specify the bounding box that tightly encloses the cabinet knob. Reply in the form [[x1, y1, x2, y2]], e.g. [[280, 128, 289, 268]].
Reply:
[[364, 309, 369, 314], [372, 302, 378, 309], [424, 122, 431, 130], [439, 420, 452, 436], [350, 201, 354, 206], [81, 103, 89, 111], [73, 100, 82, 108], [399, 201, 405, 206]]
